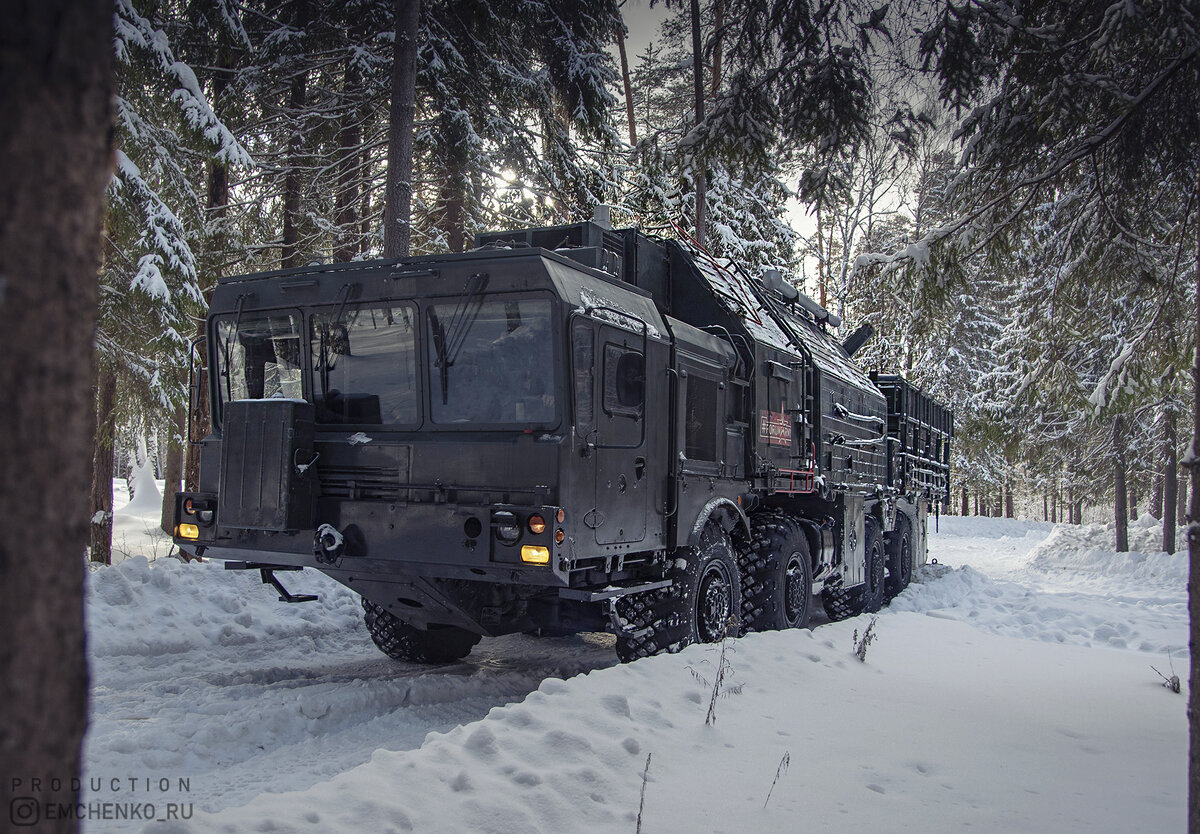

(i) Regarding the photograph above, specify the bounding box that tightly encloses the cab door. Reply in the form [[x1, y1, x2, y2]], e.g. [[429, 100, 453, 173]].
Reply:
[[592, 324, 648, 545]]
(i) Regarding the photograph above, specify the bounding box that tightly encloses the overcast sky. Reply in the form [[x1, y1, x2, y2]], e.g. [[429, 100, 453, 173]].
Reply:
[[620, 0, 670, 60]]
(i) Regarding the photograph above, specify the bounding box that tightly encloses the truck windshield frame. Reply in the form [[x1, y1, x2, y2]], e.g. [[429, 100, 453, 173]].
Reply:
[[427, 294, 560, 427]]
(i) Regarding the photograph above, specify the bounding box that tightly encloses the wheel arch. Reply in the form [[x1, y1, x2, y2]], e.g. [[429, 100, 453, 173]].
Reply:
[[791, 517, 823, 573], [686, 498, 750, 549]]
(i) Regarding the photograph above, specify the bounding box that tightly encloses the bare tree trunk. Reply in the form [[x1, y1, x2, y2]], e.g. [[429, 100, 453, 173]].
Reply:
[[0, 2, 111, 827], [1188, 177, 1200, 834], [1129, 486, 1138, 521], [1180, 450, 1189, 527], [961, 487, 968, 517], [1114, 415, 1129, 552], [90, 366, 117, 565], [1043, 491, 1049, 521], [281, 87, 308, 263], [1005, 480, 1014, 518], [816, 200, 827, 308], [441, 162, 466, 254], [1152, 471, 1164, 520], [360, 145, 372, 256], [159, 402, 186, 536], [384, 0, 421, 258], [185, 158, 228, 492], [333, 55, 362, 263], [616, 21, 636, 146], [690, 0, 706, 247], [1166, 408, 1178, 554], [710, 0, 724, 96]]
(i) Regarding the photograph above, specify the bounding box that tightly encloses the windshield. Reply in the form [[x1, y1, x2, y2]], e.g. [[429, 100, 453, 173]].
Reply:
[[428, 297, 556, 425], [311, 303, 419, 425], [215, 312, 303, 409]]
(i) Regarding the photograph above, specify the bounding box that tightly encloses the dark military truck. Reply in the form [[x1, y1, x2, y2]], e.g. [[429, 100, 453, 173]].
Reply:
[[175, 215, 952, 663]]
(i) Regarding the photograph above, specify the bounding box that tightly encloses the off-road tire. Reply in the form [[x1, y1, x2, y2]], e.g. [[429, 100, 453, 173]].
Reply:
[[885, 515, 913, 599], [821, 517, 885, 620], [737, 510, 812, 632], [861, 517, 886, 613], [362, 600, 481, 663], [615, 524, 741, 662]]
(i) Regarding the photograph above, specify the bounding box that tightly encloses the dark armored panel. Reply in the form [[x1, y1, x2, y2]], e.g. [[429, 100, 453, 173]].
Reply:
[[219, 399, 316, 531], [872, 374, 954, 505]]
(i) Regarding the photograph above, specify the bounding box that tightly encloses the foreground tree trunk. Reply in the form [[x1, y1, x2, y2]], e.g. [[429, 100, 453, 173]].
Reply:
[[384, 0, 421, 258], [1114, 415, 1129, 552], [0, 2, 112, 829], [89, 366, 117, 564]]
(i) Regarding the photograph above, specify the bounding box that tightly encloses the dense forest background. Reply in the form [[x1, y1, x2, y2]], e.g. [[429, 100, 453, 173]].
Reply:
[[94, 0, 1196, 566]]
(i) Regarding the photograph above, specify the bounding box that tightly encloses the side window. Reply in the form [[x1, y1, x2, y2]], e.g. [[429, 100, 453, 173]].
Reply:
[[603, 344, 644, 417], [573, 320, 594, 430], [684, 375, 720, 460]]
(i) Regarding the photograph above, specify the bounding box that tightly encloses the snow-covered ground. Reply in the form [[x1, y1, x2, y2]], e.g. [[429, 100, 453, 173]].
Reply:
[[83, 485, 1188, 832]]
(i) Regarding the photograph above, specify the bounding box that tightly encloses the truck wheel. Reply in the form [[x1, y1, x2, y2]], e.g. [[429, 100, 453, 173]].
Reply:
[[821, 518, 885, 620], [614, 524, 741, 661], [861, 518, 886, 613], [738, 511, 812, 632], [885, 515, 912, 599], [362, 600, 481, 664]]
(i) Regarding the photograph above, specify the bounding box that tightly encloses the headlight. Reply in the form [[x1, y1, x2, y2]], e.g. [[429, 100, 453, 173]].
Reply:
[[520, 545, 550, 565], [492, 511, 521, 545], [528, 514, 546, 535]]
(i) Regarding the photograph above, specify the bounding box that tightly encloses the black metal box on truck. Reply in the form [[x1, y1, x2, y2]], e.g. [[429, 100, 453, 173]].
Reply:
[[218, 399, 316, 532]]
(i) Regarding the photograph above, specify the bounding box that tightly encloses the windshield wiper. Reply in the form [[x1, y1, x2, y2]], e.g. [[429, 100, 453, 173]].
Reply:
[[429, 306, 451, 405], [431, 273, 489, 404], [220, 293, 252, 404]]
